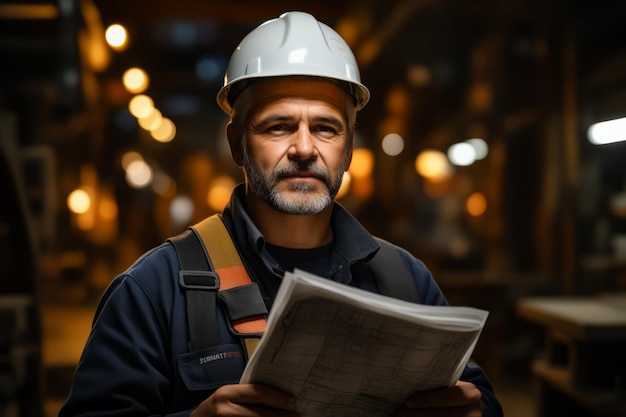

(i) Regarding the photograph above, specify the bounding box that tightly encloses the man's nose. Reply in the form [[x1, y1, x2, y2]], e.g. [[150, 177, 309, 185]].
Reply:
[[288, 126, 316, 160]]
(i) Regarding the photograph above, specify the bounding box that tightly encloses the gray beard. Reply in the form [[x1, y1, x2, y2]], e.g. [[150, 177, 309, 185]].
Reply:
[[243, 151, 346, 215]]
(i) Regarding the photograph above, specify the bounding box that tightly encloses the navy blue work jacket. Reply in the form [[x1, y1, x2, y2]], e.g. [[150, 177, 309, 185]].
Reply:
[[59, 184, 503, 417]]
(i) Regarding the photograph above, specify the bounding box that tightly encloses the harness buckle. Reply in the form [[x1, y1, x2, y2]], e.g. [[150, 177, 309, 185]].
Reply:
[[178, 270, 220, 290]]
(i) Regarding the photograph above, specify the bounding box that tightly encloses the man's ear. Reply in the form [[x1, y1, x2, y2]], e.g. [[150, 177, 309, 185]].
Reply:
[[226, 123, 244, 166]]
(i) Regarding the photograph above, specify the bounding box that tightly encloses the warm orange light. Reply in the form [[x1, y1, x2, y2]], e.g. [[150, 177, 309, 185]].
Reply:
[[138, 108, 163, 131], [125, 160, 153, 189], [76, 212, 95, 231], [128, 94, 154, 118], [98, 195, 118, 221], [0, 4, 58, 19], [466, 192, 487, 216], [67, 188, 91, 214], [415, 149, 452, 181], [150, 118, 176, 143], [207, 176, 237, 211], [337, 172, 351, 199], [123, 67, 149, 94], [121, 151, 143, 170], [349, 148, 374, 179], [351, 176, 374, 200], [80, 0, 110, 72]]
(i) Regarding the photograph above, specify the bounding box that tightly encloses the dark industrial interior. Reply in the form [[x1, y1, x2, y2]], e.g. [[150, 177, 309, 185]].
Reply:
[[1, 0, 625, 416]]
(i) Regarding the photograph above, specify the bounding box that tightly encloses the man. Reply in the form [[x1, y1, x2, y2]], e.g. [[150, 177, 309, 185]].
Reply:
[[60, 11, 503, 417]]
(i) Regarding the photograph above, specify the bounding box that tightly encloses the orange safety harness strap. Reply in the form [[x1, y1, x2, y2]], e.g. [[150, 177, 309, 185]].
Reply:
[[169, 214, 267, 356]]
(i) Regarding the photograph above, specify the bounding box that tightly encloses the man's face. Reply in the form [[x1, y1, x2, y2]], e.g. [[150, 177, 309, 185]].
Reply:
[[240, 79, 352, 215]]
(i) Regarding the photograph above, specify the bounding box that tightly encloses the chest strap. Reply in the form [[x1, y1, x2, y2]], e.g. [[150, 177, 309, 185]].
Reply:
[[170, 214, 267, 356]]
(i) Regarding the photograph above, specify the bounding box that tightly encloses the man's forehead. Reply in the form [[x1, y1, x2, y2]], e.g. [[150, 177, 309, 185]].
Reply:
[[251, 78, 348, 106]]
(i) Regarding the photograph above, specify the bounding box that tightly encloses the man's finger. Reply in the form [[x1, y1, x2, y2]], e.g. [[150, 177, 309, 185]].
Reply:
[[405, 381, 481, 408]]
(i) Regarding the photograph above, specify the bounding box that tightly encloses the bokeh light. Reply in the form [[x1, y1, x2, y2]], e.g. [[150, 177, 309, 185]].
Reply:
[[466, 192, 487, 216], [105, 24, 128, 50], [125, 159, 153, 189], [150, 117, 176, 142], [415, 149, 452, 181], [588, 117, 626, 145], [381, 133, 404, 156], [67, 188, 91, 214], [128, 94, 154, 118], [123, 67, 149, 94], [207, 176, 237, 211], [337, 172, 352, 199], [349, 148, 374, 179], [448, 142, 477, 167], [170, 195, 194, 226], [466, 138, 488, 160]]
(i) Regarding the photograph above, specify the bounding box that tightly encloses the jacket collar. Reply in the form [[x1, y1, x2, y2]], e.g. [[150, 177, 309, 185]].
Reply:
[[222, 184, 380, 283]]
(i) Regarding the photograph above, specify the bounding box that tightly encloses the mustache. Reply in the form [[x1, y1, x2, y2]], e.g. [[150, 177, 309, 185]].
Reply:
[[272, 161, 332, 184]]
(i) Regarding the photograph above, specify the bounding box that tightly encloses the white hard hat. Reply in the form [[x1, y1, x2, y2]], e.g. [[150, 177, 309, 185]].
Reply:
[[217, 11, 370, 114]]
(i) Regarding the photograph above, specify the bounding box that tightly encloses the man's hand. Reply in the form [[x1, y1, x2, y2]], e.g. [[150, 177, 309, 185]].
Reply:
[[395, 381, 482, 417], [190, 384, 300, 417]]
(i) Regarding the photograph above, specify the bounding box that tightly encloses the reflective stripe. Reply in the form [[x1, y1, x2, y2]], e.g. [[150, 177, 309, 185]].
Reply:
[[215, 265, 251, 289], [191, 214, 267, 357]]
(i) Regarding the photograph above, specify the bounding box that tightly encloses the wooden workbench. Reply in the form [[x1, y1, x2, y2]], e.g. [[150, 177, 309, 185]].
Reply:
[[517, 293, 626, 417]]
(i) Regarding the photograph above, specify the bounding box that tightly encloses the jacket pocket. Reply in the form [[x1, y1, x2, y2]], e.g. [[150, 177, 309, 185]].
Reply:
[[177, 343, 246, 391]]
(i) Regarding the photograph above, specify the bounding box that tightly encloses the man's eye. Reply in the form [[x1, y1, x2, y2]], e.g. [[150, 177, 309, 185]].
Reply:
[[268, 124, 288, 132], [316, 126, 338, 134]]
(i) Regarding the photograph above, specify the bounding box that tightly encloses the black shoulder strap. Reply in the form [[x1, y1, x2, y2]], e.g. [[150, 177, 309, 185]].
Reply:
[[168, 229, 221, 352], [367, 238, 420, 303], [168, 216, 267, 355]]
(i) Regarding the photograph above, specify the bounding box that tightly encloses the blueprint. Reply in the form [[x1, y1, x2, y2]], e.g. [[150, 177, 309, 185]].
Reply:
[[240, 269, 488, 417]]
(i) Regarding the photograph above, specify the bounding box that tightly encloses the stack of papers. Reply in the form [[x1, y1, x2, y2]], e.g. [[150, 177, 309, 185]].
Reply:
[[240, 269, 488, 417]]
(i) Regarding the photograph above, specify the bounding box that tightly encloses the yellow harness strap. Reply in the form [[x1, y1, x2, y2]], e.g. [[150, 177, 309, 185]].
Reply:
[[191, 214, 266, 356]]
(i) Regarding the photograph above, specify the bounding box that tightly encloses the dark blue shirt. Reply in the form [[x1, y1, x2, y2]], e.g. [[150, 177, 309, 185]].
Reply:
[[59, 184, 503, 416]]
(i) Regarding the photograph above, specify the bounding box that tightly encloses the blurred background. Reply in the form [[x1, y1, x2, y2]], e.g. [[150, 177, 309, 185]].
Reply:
[[1, 0, 625, 416]]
